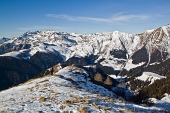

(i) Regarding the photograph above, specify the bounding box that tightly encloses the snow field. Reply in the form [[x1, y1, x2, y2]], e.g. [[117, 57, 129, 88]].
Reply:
[[149, 93, 170, 111], [0, 66, 167, 112], [124, 59, 145, 71], [136, 72, 166, 85]]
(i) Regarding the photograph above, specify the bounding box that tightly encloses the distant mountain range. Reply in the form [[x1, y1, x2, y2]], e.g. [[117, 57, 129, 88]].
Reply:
[[0, 24, 170, 92], [0, 37, 9, 44]]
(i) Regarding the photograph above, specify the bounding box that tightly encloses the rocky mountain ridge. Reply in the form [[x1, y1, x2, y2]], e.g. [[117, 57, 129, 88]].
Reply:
[[0, 37, 9, 44], [1, 66, 168, 112], [0, 24, 170, 91]]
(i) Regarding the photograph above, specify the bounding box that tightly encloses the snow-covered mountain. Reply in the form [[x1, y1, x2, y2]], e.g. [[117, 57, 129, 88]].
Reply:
[[0, 24, 170, 112], [0, 24, 170, 91], [0, 37, 9, 44], [136, 72, 166, 85], [1, 24, 170, 70], [0, 66, 167, 112]]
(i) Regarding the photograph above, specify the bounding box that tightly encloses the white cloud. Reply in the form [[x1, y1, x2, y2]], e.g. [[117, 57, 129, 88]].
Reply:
[[46, 13, 150, 23]]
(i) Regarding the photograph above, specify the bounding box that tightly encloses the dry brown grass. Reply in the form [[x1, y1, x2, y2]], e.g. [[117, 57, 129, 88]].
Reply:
[[125, 108, 134, 113], [53, 63, 62, 73], [162, 108, 169, 113], [25, 100, 30, 103], [30, 97, 37, 101], [39, 88, 47, 92], [78, 107, 90, 113], [55, 74, 62, 78], [9, 98, 13, 101], [84, 99, 90, 104], [68, 95, 91, 105], [57, 83, 62, 86], [50, 90, 55, 94], [25, 78, 36, 84], [94, 73, 103, 82], [63, 100, 72, 104], [0, 110, 6, 113], [62, 111, 69, 113], [67, 65, 85, 73], [55, 92, 60, 96], [117, 98, 126, 103], [92, 102, 99, 109], [43, 103, 51, 106], [63, 84, 72, 87], [75, 97, 85, 103], [101, 106, 112, 112], [39, 79, 49, 83], [43, 83, 50, 87], [60, 105, 65, 109], [28, 87, 34, 92], [68, 94, 75, 97], [48, 97, 56, 101], [67, 65, 77, 71], [34, 84, 40, 89], [117, 107, 134, 112], [104, 76, 112, 85], [101, 108, 107, 112], [84, 96, 90, 100], [104, 97, 114, 102], [39, 97, 46, 102]]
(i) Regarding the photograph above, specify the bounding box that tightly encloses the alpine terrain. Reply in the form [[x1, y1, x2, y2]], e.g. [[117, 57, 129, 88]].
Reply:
[[0, 24, 170, 112]]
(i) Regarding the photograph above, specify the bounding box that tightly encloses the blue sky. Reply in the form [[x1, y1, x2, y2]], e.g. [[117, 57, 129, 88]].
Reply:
[[0, 0, 170, 38]]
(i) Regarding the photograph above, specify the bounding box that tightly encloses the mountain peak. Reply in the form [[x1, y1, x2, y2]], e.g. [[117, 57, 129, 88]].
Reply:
[[1, 24, 170, 65], [0, 37, 9, 44], [0, 24, 170, 112]]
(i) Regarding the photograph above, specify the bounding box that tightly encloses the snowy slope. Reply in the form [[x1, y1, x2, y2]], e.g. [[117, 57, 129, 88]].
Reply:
[[0, 30, 76, 60], [0, 24, 170, 73], [149, 93, 170, 111], [0, 30, 141, 72], [0, 67, 167, 113], [0, 30, 139, 67], [0, 37, 9, 44], [138, 24, 170, 63], [136, 72, 166, 85], [124, 59, 145, 70]]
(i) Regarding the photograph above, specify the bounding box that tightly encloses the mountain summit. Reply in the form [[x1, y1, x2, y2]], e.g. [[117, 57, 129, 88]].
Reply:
[[0, 37, 9, 44], [0, 24, 170, 112], [0, 24, 170, 91]]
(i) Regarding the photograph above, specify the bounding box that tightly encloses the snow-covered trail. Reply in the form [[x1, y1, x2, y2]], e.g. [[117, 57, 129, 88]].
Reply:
[[0, 68, 167, 113]]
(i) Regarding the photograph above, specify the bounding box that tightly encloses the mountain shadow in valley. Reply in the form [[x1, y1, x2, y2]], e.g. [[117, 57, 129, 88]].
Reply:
[[110, 49, 127, 59], [131, 46, 149, 64], [0, 52, 64, 91], [62, 55, 98, 66]]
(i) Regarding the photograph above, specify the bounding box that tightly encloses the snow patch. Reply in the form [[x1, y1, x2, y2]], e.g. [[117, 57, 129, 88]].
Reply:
[[162, 26, 169, 36], [149, 93, 170, 111], [0, 67, 167, 112], [109, 75, 127, 82], [149, 62, 160, 65], [145, 29, 155, 33], [124, 59, 145, 71], [136, 72, 166, 84]]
